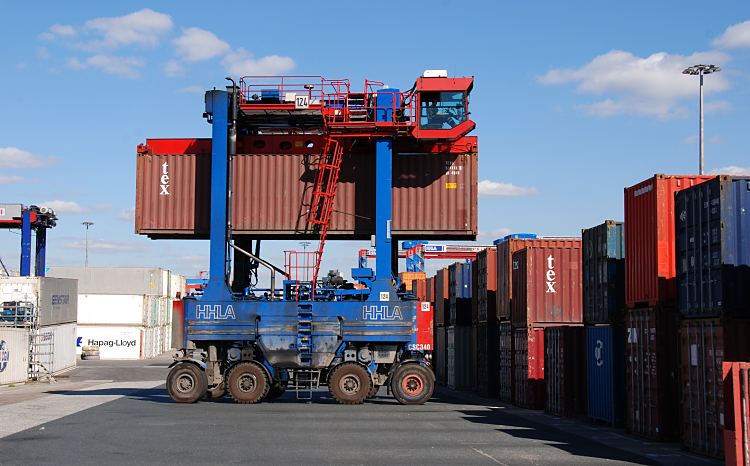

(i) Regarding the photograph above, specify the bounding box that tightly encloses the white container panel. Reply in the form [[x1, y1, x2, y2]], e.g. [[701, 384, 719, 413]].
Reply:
[[77, 294, 148, 326], [0, 327, 29, 385], [38, 323, 77, 374], [47, 267, 168, 296], [170, 274, 186, 299], [0, 277, 77, 326], [76, 325, 142, 359]]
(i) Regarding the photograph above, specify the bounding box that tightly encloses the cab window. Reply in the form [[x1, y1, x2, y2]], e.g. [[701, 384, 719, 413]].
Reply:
[[419, 92, 467, 129]]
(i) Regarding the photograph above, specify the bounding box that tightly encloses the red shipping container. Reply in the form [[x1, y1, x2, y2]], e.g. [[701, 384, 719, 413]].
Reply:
[[471, 259, 479, 324], [435, 269, 449, 327], [724, 362, 750, 466], [498, 321, 513, 402], [511, 240, 583, 326], [477, 248, 497, 324], [680, 319, 750, 459], [545, 326, 586, 417], [413, 278, 427, 301], [514, 326, 545, 409], [624, 307, 679, 441], [624, 174, 712, 308]]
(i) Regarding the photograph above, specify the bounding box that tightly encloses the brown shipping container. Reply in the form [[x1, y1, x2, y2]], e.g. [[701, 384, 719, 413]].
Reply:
[[680, 319, 750, 459], [435, 269, 449, 326], [724, 362, 750, 466], [412, 278, 427, 301], [545, 326, 586, 417], [514, 327, 545, 409], [497, 238, 579, 322], [498, 321, 513, 402], [624, 307, 679, 441], [624, 174, 712, 308], [471, 259, 479, 324], [400, 272, 426, 292], [477, 248, 497, 323], [426, 277, 434, 304], [511, 240, 583, 326], [136, 140, 477, 239]]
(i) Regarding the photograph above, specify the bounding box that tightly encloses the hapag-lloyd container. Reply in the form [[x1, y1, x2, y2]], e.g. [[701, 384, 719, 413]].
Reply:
[[511, 240, 583, 326], [513, 327, 545, 409], [582, 221, 625, 324], [477, 248, 497, 324], [676, 176, 750, 318], [586, 325, 625, 427], [624, 307, 679, 441], [498, 321, 513, 401], [679, 319, 750, 458], [135, 137, 478, 239], [449, 262, 472, 326], [476, 322, 499, 398], [545, 326, 585, 417], [723, 362, 750, 466], [435, 269, 449, 326], [624, 174, 712, 308]]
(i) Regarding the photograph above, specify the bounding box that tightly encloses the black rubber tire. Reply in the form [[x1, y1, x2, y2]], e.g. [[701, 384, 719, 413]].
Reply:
[[390, 364, 434, 405], [167, 362, 207, 403], [328, 362, 371, 405], [265, 383, 286, 401], [205, 383, 226, 400], [226, 362, 269, 404], [367, 385, 379, 399]]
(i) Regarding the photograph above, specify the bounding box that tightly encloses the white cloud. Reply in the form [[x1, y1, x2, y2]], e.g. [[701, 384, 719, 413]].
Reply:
[[0, 175, 24, 185], [684, 135, 722, 145], [477, 227, 512, 244], [64, 239, 145, 252], [538, 50, 730, 118], [39, 24, 76, 41], [714, 20, 750, 49], [164, 59, 184, 77], [178, 85, 204, 94], [704, 100, 731, 113], [222, 48, 295, 76], [709, 166, 750, 176], [174, 27, 229, 61], [81, 8, 173, 50], [118, 208, 135, 221], [92, 204, 112, 211], [68, 55, 145, 79], [37, 46, 50, 59], [41, 200, 84, 213], [478, 180, 538, 197], [0, 147, 56, 168]]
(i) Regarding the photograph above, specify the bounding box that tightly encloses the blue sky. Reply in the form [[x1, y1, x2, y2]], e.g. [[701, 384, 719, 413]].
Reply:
[[1, 1, 749, 280]]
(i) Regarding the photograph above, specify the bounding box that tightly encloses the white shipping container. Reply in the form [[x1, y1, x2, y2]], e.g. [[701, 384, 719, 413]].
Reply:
[[77, 294, 172, 327], [0, 327, 29, 385], [47, 267, 170, 296], [0, 277, 77, 326], [76, 325, 142, 359], [170, 273, 186, 299], [35, 323, 77, 375]]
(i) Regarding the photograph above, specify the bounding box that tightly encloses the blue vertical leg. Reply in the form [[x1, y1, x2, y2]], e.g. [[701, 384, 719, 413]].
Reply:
[[35, 227, 46, 276], [202, 90, 232, 301], [20, 210, 32, 277]]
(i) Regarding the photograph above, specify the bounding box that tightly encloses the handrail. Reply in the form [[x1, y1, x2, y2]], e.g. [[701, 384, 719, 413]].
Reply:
[[229, 243, 288, 300]]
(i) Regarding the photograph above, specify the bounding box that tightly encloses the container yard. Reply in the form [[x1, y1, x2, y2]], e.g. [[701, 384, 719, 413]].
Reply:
[[3, 4, 750, 465]]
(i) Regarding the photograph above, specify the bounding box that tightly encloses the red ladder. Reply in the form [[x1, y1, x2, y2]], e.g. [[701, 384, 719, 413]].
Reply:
[[307, 137, 344, 290]]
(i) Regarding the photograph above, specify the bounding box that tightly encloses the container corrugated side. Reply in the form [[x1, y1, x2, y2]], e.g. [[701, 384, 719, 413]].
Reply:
[[471, 259, 479, 324], [624, 307, 679, 441], [47, 267, 168, 297], [476, 322, 499, 398], [0, 277, 77, 326], [498, 322, 513, 401], [0, 327, 29, 385], [447, 325, 474, 390], [136, 144, 478, 239], [477, 248, 497, 324], [435, 325, 447, 385], [511, 240, 583, 326], [624, 174, 712, 308], [435, 269, 449, 326], [513, 326, 545, 409], [39, 323, 77, 375], [723, 362, 750, 466], [679, 318, 750, 459], [582, 221, 625, 324], [544, 326, 585, 417], [449, 262, 472, 326], [171, 300, 185, 350], [676, 176, 750, 318], [586, 325, 625, 427]]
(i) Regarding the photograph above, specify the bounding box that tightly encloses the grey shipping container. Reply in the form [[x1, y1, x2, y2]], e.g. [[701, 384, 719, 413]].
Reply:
[[586, 325, 625, 427], [675, 176, 750, 318], [48, 267, 169, 296], [0, 277, 77, 326], [582, 221, 625, 324], [498, 321, 513, 401]]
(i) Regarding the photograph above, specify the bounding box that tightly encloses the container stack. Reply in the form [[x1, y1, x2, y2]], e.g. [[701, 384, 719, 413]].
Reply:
[[475, 248, 498, 398], [433, 268, 449, 385], [48, 267, 185, 360], [582, 220, 625, 426], [511, 238, 583, 410], [623, 174, 711, 441], [675, 176, 750, 458], [447, 261, 474, 391]]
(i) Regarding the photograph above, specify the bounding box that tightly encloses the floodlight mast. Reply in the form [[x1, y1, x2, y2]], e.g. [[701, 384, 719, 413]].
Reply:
[[682, 64, 721, 175]]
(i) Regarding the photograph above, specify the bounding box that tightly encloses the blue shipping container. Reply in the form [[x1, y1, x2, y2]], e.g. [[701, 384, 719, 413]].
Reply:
[[586, 325, 625, 426], [675, 176, 750, 317], [582, 221, 625, 324], [449, 262, 472, 325]]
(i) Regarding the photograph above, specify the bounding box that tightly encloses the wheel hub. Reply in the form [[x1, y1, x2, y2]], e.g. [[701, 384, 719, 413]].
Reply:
[[401, 374, 424, 396], [176, 373, 195, 393], [340, 375, 360, 394], [239, 374, 257, 393]]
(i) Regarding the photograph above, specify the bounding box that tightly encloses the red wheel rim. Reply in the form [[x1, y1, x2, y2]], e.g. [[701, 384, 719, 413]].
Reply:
[[401, 374, 424, 396]]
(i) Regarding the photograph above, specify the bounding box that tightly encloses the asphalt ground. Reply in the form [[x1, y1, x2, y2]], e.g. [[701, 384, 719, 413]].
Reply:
[[0, 358, 721, 466]]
